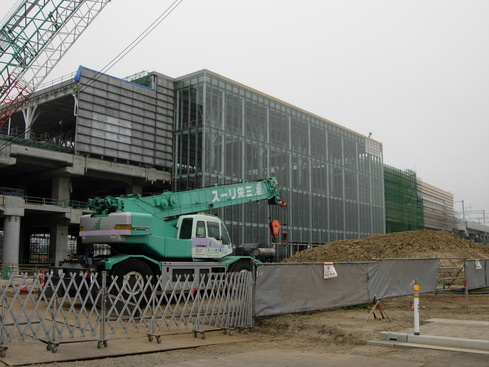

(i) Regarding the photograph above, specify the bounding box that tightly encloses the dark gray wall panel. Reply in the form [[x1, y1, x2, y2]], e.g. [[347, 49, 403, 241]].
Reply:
[[74, 68, 174, 170]]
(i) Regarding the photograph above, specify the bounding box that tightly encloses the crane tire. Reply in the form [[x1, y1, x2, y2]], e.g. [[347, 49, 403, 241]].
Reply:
[[228, 261, 252, 273], [111, 259, 153, 302]]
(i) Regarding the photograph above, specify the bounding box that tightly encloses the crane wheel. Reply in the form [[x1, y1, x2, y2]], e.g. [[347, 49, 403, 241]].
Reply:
[[228, 261, 252, 273], [111, 259, 154, 303]]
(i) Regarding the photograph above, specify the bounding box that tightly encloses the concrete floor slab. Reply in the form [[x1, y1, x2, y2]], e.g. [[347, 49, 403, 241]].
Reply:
[[370, 318, 489, 354]]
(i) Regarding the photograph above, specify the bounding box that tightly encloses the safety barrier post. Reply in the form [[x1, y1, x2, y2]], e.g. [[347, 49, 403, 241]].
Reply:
[[413, 284, 420, 335], [0, 289, 8, 357], [98, 271, 108, 349]]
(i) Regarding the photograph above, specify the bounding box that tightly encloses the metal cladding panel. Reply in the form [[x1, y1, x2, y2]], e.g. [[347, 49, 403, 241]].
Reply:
[[74, 67, 174, 170]]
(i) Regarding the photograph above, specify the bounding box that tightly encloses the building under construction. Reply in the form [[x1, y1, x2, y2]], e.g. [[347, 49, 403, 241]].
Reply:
[[0, 67, 487, 269], [384, 166, 424, 233], [1, 67, 387, 267]]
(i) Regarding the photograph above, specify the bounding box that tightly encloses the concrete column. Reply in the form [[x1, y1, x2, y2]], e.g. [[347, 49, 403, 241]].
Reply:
[[52, 176, 72, 202], [125, 184, 142, 195], [22, 105, 38, 140], [50, 223, 69, 266], [3, 215, 21, 273], [50, 176, 72, 265]]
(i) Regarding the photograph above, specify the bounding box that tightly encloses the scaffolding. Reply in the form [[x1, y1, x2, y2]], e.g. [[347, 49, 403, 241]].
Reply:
[[384, 165, 424, 233]]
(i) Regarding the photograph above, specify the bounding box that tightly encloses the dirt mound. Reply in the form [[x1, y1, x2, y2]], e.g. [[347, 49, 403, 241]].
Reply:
[[284, 229, 489, 263]]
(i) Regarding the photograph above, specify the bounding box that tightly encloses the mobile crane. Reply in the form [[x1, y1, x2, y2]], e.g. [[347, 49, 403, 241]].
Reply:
[[70, 177, 286, 294]]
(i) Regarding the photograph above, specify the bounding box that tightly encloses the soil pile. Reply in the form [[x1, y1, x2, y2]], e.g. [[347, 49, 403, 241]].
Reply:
[[284, 229, 489, 263]]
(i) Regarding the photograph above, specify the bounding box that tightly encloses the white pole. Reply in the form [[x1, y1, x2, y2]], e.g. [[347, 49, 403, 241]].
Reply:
[[413, 284, 420, 335]]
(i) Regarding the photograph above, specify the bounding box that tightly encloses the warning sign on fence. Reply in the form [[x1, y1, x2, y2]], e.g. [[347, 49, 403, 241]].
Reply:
[[323, 262, 338, 279]]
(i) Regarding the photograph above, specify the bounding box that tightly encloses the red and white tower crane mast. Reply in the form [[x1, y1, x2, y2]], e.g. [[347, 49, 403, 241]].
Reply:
[[0, 0, 110, 128]]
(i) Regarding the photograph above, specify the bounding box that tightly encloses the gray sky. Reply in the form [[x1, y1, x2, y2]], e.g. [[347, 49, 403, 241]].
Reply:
[[2, 0, 489, 221]]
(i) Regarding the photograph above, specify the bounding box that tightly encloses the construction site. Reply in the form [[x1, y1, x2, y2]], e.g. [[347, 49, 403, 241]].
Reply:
[[0, 230, 488, 366], [1, 0, 488, 272], [1, 1, 489, 366]]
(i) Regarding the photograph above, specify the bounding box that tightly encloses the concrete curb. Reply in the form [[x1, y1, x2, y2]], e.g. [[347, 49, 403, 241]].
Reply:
[[377, 331, 489, 351]]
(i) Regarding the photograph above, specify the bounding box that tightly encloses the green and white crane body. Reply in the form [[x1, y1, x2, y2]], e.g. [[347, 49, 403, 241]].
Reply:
[[70, 177, 285, 284]]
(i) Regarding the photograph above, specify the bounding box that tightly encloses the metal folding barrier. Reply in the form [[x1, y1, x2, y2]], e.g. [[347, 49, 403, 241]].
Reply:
[[0, 270, 253, 356]]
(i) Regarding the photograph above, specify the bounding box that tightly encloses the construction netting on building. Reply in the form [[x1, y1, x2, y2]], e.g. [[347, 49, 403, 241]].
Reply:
[[384, 165, 424, 233]]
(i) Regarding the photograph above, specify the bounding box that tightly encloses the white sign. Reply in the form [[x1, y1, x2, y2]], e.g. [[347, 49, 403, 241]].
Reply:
[[323, 262, 338, 279], [211, 183, 264, 203], [475, 260, 482, 270]]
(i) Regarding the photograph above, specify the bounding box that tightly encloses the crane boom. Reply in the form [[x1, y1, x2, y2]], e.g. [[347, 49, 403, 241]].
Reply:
[[88, 177, 285, 218], [0, 0, 110, 126]]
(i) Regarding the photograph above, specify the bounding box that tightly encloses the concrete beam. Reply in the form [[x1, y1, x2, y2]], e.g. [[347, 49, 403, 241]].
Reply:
[[11, 144, 73, 164], [0, 144, 16, 168], [8, 142, 170, 184], [64, 209, 85, 224], [0, 195, 25, 217], [85, 158, 170, 183]]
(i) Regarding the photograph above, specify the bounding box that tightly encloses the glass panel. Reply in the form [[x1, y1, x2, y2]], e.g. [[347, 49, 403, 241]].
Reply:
[[207, 221, 220, 239], [196, 221, 206, 238], [179, 218, 193, 239], [173, 71, 385, 249], [220, 222, 231, 245]]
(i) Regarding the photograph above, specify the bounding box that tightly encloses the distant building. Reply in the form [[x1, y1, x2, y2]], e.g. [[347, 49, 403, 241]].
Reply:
[[417, 180, 453, 232]]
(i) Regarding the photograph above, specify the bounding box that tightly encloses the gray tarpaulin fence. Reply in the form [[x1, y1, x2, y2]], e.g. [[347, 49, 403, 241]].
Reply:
[[465, 259, 489, 289], [255, 263, 370, 316], [367, 259, 438, 300], [255, 260, 439, 317]]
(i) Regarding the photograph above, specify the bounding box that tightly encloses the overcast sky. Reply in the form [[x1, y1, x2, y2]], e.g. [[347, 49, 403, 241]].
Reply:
[[2, 0, 489, 221]]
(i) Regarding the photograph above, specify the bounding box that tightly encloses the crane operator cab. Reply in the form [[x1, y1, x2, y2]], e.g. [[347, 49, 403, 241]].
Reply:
[[176, 214, 233, 260]]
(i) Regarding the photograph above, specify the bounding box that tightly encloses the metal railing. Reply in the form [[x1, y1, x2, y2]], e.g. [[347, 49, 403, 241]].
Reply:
[[0, 270, 253, 356], [436, 257, 466, 291], [36, 72, 77, 92], [24, 195, 88, 209], [0, 129, 75, 153], [0, 187, 23, 197], [0, 186, 88, 210]]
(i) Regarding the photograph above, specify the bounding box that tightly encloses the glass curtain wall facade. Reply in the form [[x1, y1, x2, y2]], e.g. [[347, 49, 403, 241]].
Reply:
[[174, 70, 385, 248]]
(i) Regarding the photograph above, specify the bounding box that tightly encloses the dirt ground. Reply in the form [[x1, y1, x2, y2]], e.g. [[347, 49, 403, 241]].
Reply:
[[284, 229, 489, 263], [28, 291, 489, 367], [26, 230, 489, 366]]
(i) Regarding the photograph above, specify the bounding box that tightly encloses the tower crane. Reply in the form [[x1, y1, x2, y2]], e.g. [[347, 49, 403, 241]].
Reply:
[[0, 0, 110, 128]]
